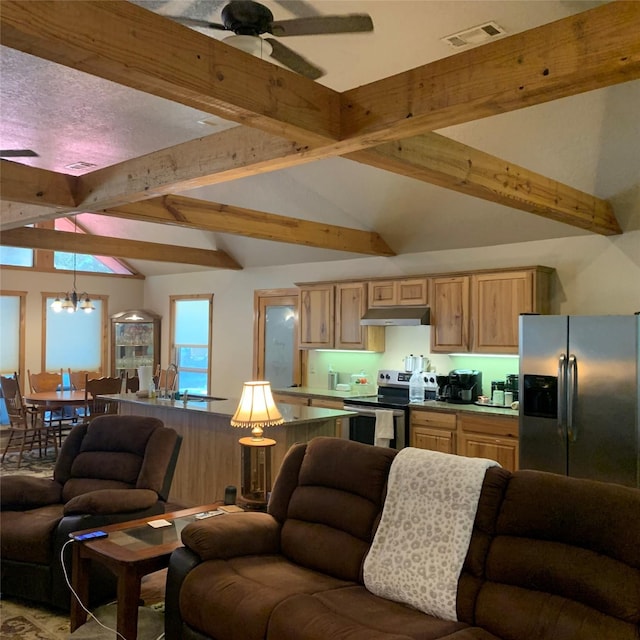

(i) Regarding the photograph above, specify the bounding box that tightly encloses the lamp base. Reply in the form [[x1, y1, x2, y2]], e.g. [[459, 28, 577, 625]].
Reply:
[[238, 436, 276, 510]]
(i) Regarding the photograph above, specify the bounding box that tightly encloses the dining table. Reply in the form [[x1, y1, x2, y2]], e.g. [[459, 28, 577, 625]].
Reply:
[[23, 389, 87, 409]]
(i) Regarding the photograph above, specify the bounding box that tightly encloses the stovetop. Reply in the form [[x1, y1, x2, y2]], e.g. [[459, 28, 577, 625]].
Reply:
[[344, 370, 439, 409], [377, 369, 439, 391]]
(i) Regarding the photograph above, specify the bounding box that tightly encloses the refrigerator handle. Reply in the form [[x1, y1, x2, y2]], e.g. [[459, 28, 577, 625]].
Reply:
[[567, 354, 577, 442], [557, 354, 567, 439]]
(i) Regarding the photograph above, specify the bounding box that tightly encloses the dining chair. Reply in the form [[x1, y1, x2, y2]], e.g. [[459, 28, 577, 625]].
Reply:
[[84, 376, 123, 421], [125, 372, 140, 393], [68, 369, 101, 423], [68, 369, 100, 391], [1, 373, 58, 467], [26, 368, 71, 442]]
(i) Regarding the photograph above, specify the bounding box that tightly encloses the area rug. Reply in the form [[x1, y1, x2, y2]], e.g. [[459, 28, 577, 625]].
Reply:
[[0, 450, 57, 479], [0, 599, 165, 640], [0, 598, 69, 640]]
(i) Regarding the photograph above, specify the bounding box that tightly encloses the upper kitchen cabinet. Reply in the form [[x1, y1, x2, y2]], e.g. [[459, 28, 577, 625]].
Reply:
[[430, 267, 553, 354], [368, 278, 429, 308], [471, 268, 552, 354], [298, 282, 384, 351], [298, 284, 334, 349], [430, 276, 470, 353], [111, 309, 161, 377]]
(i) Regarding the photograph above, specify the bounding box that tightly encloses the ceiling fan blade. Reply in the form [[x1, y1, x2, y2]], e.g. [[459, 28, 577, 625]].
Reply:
[[0, 149, 39, 158], [264, 38, 324, 80], [273, 0, 321, 18], [270, 14, 373, 37], [165, 16, 227, 31]]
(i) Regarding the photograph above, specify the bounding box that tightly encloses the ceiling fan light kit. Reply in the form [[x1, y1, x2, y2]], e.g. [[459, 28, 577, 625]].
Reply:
[[166, 0, 374, 79]]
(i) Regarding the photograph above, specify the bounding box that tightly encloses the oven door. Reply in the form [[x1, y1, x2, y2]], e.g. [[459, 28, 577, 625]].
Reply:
[[343, 405, 406, 449]]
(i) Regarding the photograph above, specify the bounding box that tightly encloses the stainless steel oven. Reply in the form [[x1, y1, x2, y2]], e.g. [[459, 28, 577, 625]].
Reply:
[[343, 403, 407, 449], [343, 369, 439, 449]]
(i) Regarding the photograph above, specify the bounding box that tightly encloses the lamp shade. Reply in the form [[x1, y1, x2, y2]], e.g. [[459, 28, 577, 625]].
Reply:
[[231, 381, 283, 439]]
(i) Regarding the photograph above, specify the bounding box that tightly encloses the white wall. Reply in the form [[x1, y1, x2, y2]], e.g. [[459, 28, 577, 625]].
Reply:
[[143, 228, 640, 399], [0, 269, 144, 375], [3, 222, 638, 397]]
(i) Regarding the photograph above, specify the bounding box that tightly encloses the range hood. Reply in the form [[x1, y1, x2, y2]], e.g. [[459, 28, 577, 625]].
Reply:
[[360, 306, 431, 326]]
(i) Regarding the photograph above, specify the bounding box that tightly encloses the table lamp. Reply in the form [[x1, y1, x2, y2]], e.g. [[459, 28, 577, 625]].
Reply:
[[230, 381, 284, 509]]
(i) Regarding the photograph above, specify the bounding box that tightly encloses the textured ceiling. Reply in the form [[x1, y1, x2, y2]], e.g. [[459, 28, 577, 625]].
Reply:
[[1, 0, 638, 275]]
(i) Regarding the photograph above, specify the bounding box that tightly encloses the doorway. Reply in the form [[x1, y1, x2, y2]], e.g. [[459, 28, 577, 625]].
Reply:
[[254, 289, 305, 388]]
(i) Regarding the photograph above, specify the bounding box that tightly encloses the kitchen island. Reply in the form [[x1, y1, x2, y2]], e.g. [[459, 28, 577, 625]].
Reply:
[[106, 394, 356, 506]]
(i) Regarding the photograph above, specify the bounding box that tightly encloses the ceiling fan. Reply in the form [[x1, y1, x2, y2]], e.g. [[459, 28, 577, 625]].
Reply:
[[165, 0, 374, 80], [0, 149, 39, 158]]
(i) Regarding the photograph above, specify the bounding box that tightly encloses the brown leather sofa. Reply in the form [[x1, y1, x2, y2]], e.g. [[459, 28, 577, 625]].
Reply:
[[0, 414, 182, 610], [165, 437, 640, 640]]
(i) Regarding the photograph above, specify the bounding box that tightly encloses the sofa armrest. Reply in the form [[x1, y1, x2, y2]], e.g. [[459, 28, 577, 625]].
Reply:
[[0, 476, 63, 510], [63, 489, 159, 515], [181, 512, 281, 561]]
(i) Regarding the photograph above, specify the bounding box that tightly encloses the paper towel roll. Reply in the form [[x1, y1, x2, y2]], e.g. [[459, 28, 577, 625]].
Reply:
[[138, 365, 154, 392]]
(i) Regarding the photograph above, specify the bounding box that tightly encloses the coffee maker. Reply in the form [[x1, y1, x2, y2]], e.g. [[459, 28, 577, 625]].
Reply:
[[444, 369, 482, 404]]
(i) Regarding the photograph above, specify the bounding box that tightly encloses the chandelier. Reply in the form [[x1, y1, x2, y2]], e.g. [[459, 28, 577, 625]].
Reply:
[[50, 217, 95, 314]]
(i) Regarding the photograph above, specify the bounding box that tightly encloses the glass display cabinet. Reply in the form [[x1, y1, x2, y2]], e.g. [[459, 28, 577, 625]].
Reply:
[[111, 309, 161, 378]]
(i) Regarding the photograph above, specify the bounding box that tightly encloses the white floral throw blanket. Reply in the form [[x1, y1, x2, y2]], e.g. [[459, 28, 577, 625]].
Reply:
[[363, 448, 499, 621]]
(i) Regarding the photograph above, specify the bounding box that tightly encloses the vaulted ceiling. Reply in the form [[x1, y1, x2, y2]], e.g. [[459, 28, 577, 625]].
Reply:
[[1, 1, 639, 275]]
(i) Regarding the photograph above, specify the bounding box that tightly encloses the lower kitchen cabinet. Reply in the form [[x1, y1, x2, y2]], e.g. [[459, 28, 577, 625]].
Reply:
[[309, 398, 346, 438], [410, 410, 457, 455], [411, 407, 519, 472], [458, 413, 519, 472], [458, 433, 519, 472]]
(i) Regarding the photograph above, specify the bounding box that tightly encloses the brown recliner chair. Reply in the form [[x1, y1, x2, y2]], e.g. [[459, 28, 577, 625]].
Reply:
[[0, 414, 182, 610]]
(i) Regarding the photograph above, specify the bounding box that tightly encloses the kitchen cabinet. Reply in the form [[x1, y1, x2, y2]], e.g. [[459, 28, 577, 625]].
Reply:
[[111, 309, 161, 378], [411, 407, 519, 472], [298, 284, 334, 349], [458, 413, 519, 472], [431, 267, 552, 354], [471, 268, 552, 354], [368, 278, 428, 308], [430, 276, 470, 352], [273, 392, 310, 407], [310, 398, 346, 438], [410, 409, 457, 455], [298, 282, 384, 351]]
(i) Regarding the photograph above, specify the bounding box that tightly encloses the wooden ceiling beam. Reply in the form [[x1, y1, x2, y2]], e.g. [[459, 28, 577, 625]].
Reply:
[[341, 2, 640, 142], [101, 195, 396, 257], [348, 133, 621, 235], [0, 226, 242, 270], [0, 2, 634, 236], [0, 160, 77, 208], [0, 0, 340, 145]]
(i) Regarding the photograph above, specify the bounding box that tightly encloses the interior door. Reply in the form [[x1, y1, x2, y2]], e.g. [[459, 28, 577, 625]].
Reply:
[[254, 290, 303, 389]]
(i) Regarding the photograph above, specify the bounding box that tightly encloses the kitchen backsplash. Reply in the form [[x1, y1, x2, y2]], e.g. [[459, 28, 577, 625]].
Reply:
[[306, 326, 519, 397]]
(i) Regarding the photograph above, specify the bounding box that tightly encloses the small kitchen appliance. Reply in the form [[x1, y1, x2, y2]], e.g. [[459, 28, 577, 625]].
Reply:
[[442, 369, 482, 404], [343, 369, 439, 449]]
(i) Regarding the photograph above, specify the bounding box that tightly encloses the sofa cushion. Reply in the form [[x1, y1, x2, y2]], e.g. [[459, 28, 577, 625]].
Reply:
[[476, 470, 640, 640], [268, 587, 471, 640], [0, 505, 65, 564], [179, 555, 356, 640], [280, 437, 396, 582]]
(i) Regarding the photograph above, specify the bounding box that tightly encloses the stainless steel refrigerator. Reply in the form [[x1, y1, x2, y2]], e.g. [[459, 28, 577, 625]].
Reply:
[[519, 314, 639, 488]]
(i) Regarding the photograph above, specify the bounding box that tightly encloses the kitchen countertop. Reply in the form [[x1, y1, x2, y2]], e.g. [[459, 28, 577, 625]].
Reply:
[[101, 393, 357, 424], [273, 387, 378, 401], [410, 400, 518, 417], [275, 388, 517, 417]]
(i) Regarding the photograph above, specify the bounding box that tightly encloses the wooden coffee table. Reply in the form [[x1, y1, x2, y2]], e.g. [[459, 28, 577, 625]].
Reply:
[[70, 502, 224, 640]]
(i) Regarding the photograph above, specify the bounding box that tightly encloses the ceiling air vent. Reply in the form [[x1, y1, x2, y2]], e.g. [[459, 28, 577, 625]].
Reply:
[[64, 161, 97, 171], [441, 22, 506, 48]]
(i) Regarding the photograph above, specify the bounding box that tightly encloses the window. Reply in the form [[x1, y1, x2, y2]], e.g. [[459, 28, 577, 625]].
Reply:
[[0, 246, 33, 267], [42, 293, 108, 372], [0, 291, 26, 376], [170, 295, 213, 395], [0, 291, 26, 424]]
